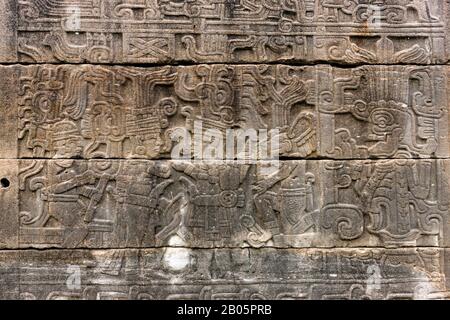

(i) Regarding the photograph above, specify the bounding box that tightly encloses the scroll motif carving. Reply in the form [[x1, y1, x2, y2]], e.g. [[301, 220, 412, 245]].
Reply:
[[11, 0, 447, 64], [11, 64, 448, 160], [12, 159, 449, 248]]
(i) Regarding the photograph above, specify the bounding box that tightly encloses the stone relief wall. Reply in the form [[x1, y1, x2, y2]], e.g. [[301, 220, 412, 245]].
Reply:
[[6, 0, 448, 64], [0, 0, 450, 300]]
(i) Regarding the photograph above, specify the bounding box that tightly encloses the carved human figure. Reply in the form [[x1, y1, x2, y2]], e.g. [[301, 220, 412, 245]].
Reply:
[[51, 120, 83, 158], [252, 163, 317, 241], [171, 162, 248, 245], [363, 160, 442, 245], [40, 160, 93, 248], [114, 162, 173, 247]]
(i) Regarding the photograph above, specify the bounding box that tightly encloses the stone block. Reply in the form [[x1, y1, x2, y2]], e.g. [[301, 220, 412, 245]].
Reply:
[[16, 248, 449, 300], [0, 159, 447, 249], [0, 64, 448, 160]]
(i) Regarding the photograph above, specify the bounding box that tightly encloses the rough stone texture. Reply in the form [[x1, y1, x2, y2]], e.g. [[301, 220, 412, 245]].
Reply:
[[14, 248, 450, 300], [1, 1, 450, 300]]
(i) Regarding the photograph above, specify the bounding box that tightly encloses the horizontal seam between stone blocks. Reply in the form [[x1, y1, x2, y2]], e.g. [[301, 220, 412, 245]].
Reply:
[[5, 157, 450, 161], [1, 246, 449, 252], [0, 62, 450, 68]]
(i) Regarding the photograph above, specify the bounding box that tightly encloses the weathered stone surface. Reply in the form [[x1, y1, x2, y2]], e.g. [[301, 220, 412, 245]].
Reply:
[[0, 64, 448, 160], [11, 248, 450, 300], [0, 160, 19, 249], [0, 159, 448, 249], [1, 0, 450, 302], [0, 251, 19, 300], [0, 0, 445, 64], [0, 0, 17, 62]]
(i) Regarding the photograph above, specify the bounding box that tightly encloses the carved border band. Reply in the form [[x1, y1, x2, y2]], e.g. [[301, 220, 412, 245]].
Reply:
[[0, 0, 446, 64]]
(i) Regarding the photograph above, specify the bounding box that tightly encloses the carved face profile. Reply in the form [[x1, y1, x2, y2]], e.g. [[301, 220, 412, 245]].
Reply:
[[136, 134, 163, 158], [51, 120, 83, 158]]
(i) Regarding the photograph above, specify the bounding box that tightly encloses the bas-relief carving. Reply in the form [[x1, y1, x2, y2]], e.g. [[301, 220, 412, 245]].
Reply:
[[9, 0, 447, 64], [3, 64, 447, 160], [317, 66, 449, 159], [0, 0, 449, 301], [13, 248, 450, 300], [11, 159, 450, 249]]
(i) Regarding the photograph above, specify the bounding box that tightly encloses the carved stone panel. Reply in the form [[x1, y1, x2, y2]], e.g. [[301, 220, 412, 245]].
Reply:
[[0, 159, 447, 249], [13, 248, 449, 300], [0, 0, 446, 64], [0, 64, 448, 160]]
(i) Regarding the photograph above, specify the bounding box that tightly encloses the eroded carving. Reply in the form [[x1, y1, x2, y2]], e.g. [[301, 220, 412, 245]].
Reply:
[[6, 64, 447, 160], [10, 0, 447, 64], [10, 159, 449, 248]]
